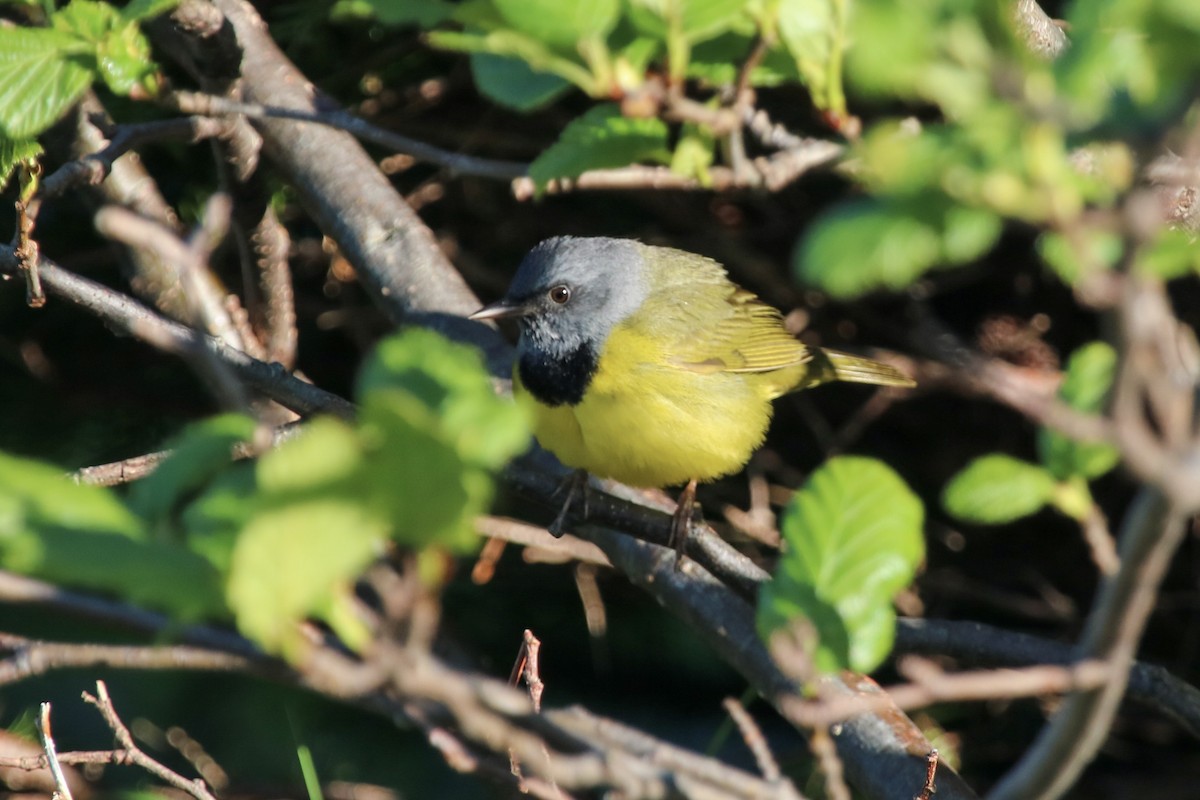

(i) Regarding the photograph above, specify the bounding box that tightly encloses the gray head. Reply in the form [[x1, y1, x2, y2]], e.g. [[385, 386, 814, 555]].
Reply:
[[470, 236, 649, 356], [469, 237, 650, 405]]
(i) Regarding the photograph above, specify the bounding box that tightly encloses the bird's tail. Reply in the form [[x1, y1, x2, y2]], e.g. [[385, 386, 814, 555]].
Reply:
[[786, 348, 916, 393], [823, 349, 916, 388]]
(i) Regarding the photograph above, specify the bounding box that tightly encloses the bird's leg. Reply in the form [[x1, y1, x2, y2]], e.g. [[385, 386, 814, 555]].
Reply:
[[548, 469, 590, 538], [669, 479, 699, 566]]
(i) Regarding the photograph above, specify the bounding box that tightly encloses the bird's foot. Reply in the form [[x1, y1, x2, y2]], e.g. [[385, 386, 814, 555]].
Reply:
[[668, 479, 700, 570], [548, 469, 590, 538]]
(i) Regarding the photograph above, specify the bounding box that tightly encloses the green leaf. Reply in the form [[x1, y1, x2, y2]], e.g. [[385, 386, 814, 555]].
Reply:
[[226, 499, 384, 657], [359, 394, 476, 550], [626, 0, 749, 41], [1136, 228, 1200, 280], [332, 0, 453, 27], [470, 53, 571, 111], [356, 329, 530, 550], [669, 121, 714, 185], [1037, 230, 1123, 285], [94, 16, 158, 94], [493, 0, 619, 47], [1037, 342, 1120, 479], [430, 29, 599, 94], [0, 26, 94, 138], [777, 0, 844, 114], [942, 454, 1057, 524], [256, 417, 364, 495], [757, 456, 925, 675], [0, 135, 43, 192], [0, 451, 145, 541], [51, 0, 121, 41], [796, 199, 1000, 297], [528, 103, 671, 188], [0, 451, 225, 619], [358, 328, 531, 469], [119, 0, 179, 22], [128, 413, 258, 535], [181, 462, 257, 573], [688, 32, 799, 86]]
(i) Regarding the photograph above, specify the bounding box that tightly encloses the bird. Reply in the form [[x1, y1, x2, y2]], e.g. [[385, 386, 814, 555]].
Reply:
[[469, 236, 915, 554]]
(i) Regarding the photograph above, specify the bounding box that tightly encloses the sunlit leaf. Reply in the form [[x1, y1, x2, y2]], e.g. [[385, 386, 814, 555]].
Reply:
[[1037, 342, 1119, 479], [0, 27, 94, 138], [0, 451, 224, 619], [0, 135, 42, 192], [943, 454, 1057, 524], [128, 413, 258, 535], [226, 499, 384, 657], [528, 103, 670, 188], [493, 0, 619, 47], [757, 457, 925, 675]]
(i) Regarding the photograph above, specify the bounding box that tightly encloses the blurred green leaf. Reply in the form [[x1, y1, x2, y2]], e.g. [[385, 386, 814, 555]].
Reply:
[[0, 26, 94, 138], [757, 456, 924, 675], [333, 0, 454, 26], [0, 135, 42, 192], [181, 462, 257, 573], [256, 417, 363, 495], [430, 29, 599, 94], [669, 121, 714, 185], [0, 451, 225, 618], [129, 413, 258, 536], [493, 0, 619, 47], [1037, 230, 1123, 285], [357, 329, 530, 550], [226, 499, 384, 657], [1136, 228, 1200, 280], [528, 103, 670, 188], [1038, 342, 1120, 479], [470, 53, 572, 111], [626, 0, 750, 41], [795, 198, 1000, 297], [119, 0, 179, 22], [93, 13, 158, 94], [777, 0, 844, 115], [358, 328, 531, 469], [943, 454, 1057, 524]]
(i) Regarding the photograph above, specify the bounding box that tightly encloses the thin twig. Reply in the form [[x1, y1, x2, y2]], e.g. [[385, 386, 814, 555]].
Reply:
[[36, 704, 73, 800], [915, 750, 939, 800], [38, 117, 229, 200], [722, 697, 781, 782], [168, 90, 528, 181], [83, 681, 219, 800], [0, 750, 136, 770], [0, 247, 355, 420], [808, 728, 850, 800]]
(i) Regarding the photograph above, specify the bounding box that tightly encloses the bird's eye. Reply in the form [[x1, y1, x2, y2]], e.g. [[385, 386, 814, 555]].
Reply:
[[548, 285, 571, 304]]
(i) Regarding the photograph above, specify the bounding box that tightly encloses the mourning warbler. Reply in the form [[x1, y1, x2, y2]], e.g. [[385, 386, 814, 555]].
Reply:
[[470, 237, 915, 544]]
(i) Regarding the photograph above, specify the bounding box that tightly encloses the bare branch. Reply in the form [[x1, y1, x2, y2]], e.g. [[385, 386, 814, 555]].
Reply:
[[0, 247, 355, 420], [722, 698, 782, 783], [36, 704, 73, 800], [83, 682, 219, 800]]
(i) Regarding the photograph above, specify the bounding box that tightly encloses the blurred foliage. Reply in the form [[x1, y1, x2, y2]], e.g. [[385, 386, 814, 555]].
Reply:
[[0, 330, 530, 658]]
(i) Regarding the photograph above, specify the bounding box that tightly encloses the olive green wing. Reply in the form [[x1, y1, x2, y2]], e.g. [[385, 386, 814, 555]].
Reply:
[[635, 247, 813, 378]]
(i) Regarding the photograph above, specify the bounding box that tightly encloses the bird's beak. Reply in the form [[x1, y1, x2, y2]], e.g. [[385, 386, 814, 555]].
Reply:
[[468, 298, 532, 321]]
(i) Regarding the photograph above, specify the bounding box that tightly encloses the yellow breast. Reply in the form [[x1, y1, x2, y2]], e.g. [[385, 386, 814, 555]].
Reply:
[[515, 322, 777, 488]]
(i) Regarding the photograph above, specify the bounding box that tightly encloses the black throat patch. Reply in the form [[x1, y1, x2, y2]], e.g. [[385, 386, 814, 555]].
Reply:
[[518, 342, 599, 407]]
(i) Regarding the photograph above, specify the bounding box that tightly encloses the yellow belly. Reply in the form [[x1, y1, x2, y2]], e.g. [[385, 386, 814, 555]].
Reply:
[[516, 325, 777, 488]]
